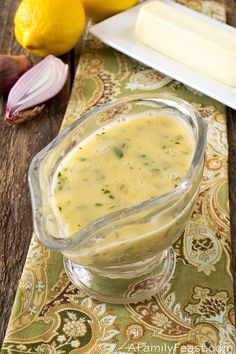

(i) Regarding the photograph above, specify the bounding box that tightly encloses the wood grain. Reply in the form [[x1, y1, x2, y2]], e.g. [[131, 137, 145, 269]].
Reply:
[[0, 0, 71, 345], [227, 108, 236, 320], [224, 0, 236, 325], [225, 0, 236, 26]]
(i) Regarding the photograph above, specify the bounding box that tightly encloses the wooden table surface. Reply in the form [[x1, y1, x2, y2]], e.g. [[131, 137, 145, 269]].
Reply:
[[0, 0, 236, 346]]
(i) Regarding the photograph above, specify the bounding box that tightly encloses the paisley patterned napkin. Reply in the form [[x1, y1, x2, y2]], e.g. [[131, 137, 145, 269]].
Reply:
[[2, 1, 236, 353]]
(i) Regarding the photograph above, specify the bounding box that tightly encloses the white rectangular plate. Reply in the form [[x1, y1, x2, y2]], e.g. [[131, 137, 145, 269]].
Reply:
[[90, 0, 236, 109]]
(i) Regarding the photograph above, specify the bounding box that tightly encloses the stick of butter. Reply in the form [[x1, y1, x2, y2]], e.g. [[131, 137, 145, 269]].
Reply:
[[135, 1, 236, 86]]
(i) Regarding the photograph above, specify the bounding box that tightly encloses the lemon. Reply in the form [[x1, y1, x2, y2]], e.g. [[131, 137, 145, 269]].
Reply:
[[14, 0, 85, 57], [81, 0, 138, 22]]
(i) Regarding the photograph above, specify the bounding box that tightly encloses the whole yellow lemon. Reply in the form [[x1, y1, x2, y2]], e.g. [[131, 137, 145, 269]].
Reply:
[[14, 0, 85, 57], [81, 0, 138, 22]]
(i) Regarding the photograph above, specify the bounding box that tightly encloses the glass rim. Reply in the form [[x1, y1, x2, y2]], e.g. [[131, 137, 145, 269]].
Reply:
[[28, 93, 206, 251]]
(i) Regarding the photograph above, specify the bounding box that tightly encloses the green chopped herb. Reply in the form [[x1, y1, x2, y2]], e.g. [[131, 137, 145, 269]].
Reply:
[[58, 206, 62, 211], [113, 147, 124, 158], [95, 203, 103, 207], [58, 172, 62, 177], [174, 176, 182, 183], [101, 188, 111, 194], [141, 154, 146, 158], [119, 183, 127, 192], [80, 157, 86, 161], [109, 195, 114, 199]]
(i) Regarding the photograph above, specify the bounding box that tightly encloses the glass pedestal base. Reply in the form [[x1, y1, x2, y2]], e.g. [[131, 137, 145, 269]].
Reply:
[[64, 247, 176, 304]]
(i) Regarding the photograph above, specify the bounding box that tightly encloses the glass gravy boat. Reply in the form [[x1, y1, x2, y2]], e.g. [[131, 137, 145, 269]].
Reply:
[[29, 95, 206, 304]]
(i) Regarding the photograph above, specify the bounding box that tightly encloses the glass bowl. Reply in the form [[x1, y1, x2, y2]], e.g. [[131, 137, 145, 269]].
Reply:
[[28, 94, 206, 304]]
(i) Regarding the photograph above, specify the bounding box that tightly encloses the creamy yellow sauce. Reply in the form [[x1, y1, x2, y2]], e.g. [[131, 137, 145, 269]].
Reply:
[[52, 115, 194, 245]]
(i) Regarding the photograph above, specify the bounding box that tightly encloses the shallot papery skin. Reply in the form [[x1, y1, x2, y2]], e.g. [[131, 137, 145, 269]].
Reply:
[[5, 55, 69, 125], [0, 55, 32, 94], [5, 105, 45, 125]]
